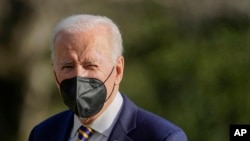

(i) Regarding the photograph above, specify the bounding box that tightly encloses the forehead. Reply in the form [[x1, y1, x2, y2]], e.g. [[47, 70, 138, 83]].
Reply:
[[54, 26, 112, 63]]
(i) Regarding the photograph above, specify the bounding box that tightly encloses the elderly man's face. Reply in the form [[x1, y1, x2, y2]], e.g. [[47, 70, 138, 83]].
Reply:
[[53, 25, 124, 107]]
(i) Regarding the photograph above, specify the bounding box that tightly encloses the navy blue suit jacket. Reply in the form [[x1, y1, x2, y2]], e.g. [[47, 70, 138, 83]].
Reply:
[[29, 94, 187, 141]]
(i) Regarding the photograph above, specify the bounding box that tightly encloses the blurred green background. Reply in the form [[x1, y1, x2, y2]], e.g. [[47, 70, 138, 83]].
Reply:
[[1, 0, 250, 141]]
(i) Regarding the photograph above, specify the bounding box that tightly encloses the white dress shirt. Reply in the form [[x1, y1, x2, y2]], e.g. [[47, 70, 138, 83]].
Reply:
[[68, 92, 123, 141]]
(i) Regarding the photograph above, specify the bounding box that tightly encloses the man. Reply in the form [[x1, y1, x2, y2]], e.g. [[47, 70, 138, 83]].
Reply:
[[29, 14, 187, 141]]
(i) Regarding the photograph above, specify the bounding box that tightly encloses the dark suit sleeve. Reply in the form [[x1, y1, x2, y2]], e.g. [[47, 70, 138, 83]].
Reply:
[[164, 129, 187, 141], [28, 127, 35, 141]]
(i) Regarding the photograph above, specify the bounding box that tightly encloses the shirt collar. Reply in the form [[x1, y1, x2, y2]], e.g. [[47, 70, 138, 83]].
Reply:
[[70, 92, 123, 137]]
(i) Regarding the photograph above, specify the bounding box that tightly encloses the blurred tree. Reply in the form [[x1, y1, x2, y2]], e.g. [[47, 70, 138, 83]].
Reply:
[[124, 8, 250, 141], [0, 0, 35, 140]]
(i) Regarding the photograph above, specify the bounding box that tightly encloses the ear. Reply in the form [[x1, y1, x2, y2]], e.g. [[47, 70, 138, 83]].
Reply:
[[114, 56, 124, 85]]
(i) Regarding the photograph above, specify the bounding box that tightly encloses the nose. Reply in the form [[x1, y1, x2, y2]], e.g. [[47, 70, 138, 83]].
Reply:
[[75, 64, 88, 77]]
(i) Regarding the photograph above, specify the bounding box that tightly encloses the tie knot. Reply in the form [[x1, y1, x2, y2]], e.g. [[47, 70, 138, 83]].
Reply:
[[78, 126, 95, 141]]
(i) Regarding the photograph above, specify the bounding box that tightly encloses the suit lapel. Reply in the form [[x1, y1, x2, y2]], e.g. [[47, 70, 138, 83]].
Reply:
[[108, 94, 137, 141]]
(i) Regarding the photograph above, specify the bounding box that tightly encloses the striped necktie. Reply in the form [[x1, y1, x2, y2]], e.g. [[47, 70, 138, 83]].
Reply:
[[78, 126, 95, 141]]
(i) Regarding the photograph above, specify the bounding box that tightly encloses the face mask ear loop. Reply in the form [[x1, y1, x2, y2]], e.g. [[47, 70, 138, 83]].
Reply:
[[105, 83, 115, 102], [103, 66, 116, 102], [103, 66, 115, 84], [53, 71, 61, 85]]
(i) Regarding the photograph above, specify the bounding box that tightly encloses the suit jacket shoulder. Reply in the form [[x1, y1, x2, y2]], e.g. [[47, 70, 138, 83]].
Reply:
[[29, 110, 74, 141], [131, 107, 187, 141], [109, 94, 187, 141]]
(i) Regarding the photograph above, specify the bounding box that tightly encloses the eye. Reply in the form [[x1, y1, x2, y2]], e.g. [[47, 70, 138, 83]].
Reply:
[[62, 65, 73, 69], [85, 64, 98, 70], [61, 65, 74, 72]]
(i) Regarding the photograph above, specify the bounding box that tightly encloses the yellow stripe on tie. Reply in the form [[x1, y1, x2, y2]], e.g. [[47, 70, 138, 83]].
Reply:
[[86, 127, 95, 133], [78, 130, 89, 138]]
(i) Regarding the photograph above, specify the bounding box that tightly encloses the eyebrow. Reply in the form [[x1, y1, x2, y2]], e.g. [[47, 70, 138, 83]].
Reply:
[[58, 57, 98, 66], [58, 60, 73, 65]]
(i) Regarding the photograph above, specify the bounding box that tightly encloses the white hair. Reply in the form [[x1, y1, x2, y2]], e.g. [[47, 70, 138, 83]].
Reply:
[[50, 14, 123, 63]]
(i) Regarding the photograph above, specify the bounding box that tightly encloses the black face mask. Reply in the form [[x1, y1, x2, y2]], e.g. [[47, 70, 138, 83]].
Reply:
[[59, 67, 115, 118]]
